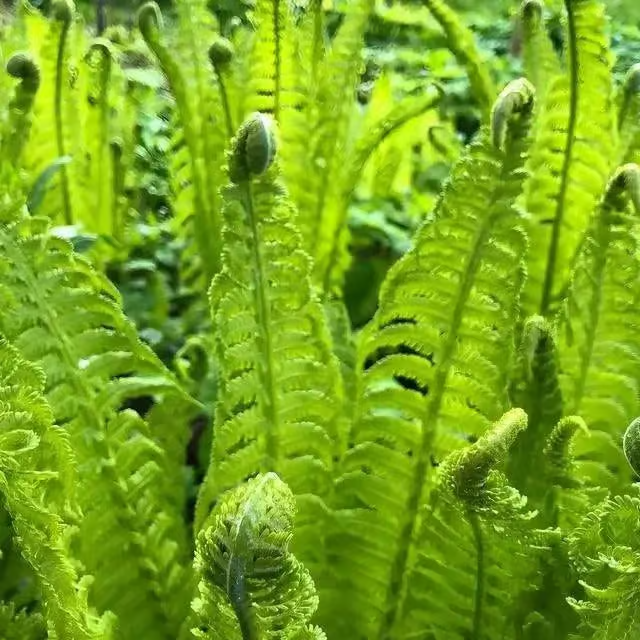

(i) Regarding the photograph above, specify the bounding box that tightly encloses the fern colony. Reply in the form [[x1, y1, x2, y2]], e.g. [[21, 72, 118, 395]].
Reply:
[[1, 0, 640, 637]]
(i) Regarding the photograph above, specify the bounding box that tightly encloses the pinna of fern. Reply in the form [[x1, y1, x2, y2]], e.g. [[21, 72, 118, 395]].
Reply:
[[565, 416, 640, 639], [6, 1, 135, 253]]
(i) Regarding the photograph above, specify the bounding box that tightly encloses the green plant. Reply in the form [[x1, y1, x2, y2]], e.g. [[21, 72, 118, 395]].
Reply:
[[2, 0, 640, 638]]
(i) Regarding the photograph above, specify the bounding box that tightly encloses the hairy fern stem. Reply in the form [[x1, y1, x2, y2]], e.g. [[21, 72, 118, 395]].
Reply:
[[54, 15, 73, 225], [540, 0, 579, 315]]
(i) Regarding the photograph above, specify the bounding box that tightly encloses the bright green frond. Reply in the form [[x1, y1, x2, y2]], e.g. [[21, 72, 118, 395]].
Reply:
[[508, 315, 564, 505], [423, 0, 496, 117], [523, 0, 616, 316], [0, 214, 196, 639], [195, 114, 345, 585], [323, 79, 534, 638], [556, 164, 640, 489], [568, 490, 640, 639], [520, 0, 561, 106], [0, 601, 45, 639], [191, 473, 324, 640], [139, 0, 227, 286], [396, 410, 544, 639], [0, 339, 113, 639], [291, 0, 374, 277]]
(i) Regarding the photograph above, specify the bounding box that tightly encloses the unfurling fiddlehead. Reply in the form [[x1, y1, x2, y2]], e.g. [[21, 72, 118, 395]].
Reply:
[[6, 53, 41, 95], [208, 37, 235, 69], [191, 473, 324, 640], [544, 415, 589, 481], [137, 1, 163, 44], [602, 163, 640, 215], [491, 77, 536, 150], [446, 409, 529, 504], [208, 37, 236, 138], [4, 54, 41, 164], [229, 113, 277, 184], [623, 417, 640, 476]]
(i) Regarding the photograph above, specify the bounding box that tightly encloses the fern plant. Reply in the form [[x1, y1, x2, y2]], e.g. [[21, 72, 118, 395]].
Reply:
[[2, 0, 640, 639]]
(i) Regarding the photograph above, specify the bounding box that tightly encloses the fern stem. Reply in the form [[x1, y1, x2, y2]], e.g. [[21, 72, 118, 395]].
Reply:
[[311, 0, 323, 82], [216, 74, 235, 139], [54, 16, 73, 225], [273, 0, 282, 122], [240, 182, 280, 467], [469, 512, 485, 640], [540, 0, 579, 315]]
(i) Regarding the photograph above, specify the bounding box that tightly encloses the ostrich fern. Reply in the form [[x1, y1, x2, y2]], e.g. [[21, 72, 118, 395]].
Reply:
[[1, 0, 640, 639]]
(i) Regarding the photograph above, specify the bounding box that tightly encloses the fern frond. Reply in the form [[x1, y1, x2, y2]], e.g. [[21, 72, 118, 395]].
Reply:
[[0, 601, 45, 639], [0, 339, 113, 639], [81, 39, 114, 238], [556, 164, 640, 489], [323, 79, 534, 638], [423, 0, 496, 117], [191, 473, 324, 640], [319, 83, 442, 295], [3, 53, 40, 166], [520, 0, 561, 106], [194, 115, 344, 587], [0, 214, 196, 639], [568, 489, 640, 639], [291, 0, 374, 275], [618, 63, 640, 164], [138, 0, 227, 286], [523, 0, 616, 316], [508, 316, 564, 506], [396, 410, 545, 639]]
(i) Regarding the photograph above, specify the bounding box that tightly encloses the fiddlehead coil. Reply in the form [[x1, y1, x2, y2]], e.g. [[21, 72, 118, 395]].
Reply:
[[491, 77, 536, 150], [521, 0, 544, 26], [52, 0, 74, 23], [544, 416, 588, 476], [209, 38, 235, 69], [137, 2, 163, 44], [447, 409, 529, 504], [623, 417, 640, 476], [6, 53, 40, 94], [603, 163, 640, 216], [229, 112, 277, 183]]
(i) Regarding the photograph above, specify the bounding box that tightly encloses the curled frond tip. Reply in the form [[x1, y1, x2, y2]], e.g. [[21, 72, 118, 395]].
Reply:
[[137, 2, 163, 42], [448, 409, 528, 503], [52, 0, 74, 23], [521, 0, 544, 24], [544, 416, 588, 473], [229, 112, 277, 183], [491, 77, 535, 150], [605, 164, 640, 215], [6, 53, 40, 90], [209, 37, 235, 68], [623, 417, 640, 476]]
